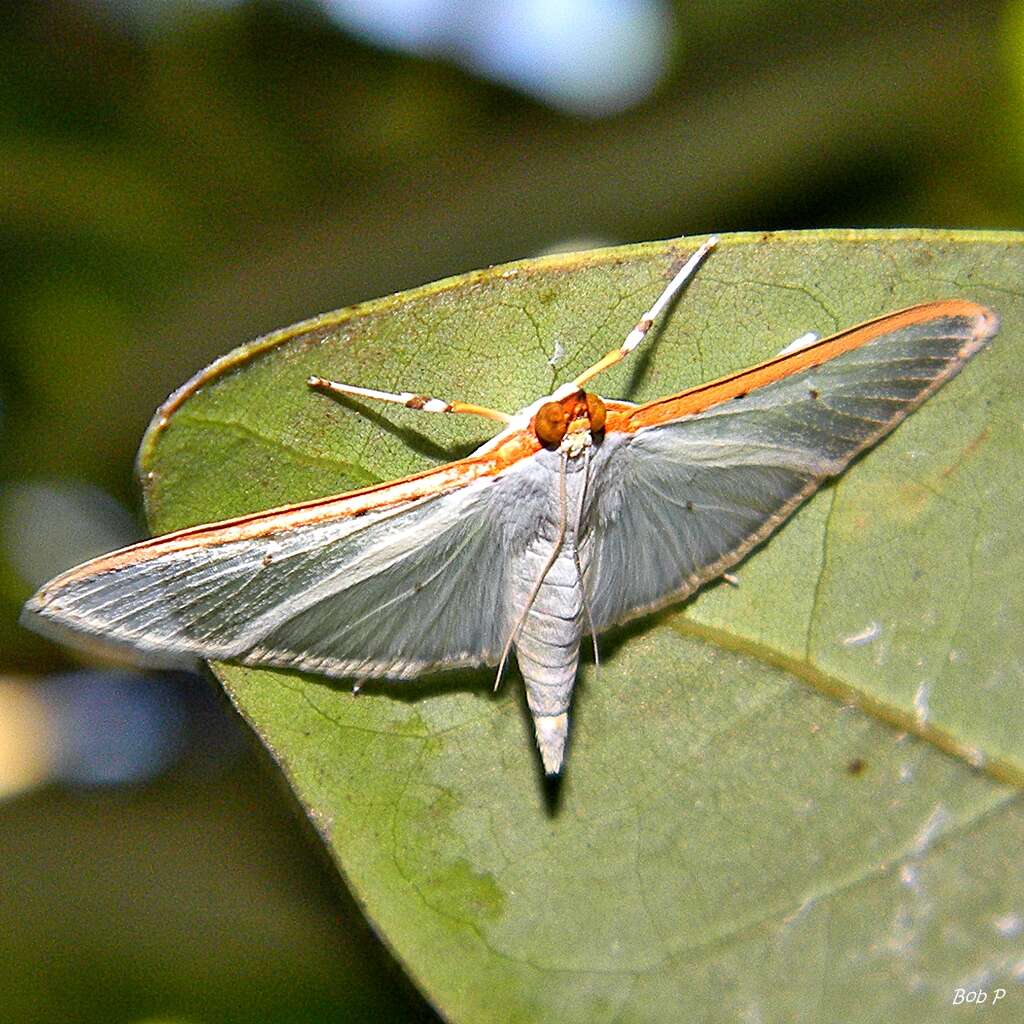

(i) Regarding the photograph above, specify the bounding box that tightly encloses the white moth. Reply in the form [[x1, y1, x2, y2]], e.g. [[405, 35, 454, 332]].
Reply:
[[22, 238, 999, 774]]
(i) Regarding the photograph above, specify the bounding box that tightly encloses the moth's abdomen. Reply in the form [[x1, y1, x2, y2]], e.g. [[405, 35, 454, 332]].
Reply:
[[512, 542, 585, 775]]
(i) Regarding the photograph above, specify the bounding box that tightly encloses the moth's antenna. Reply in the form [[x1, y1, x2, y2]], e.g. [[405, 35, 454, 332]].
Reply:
[[573, 235, 718, 389], [494, 451, 570, 692], [572, 447, 599, 669], [308, 376, 512, 424]]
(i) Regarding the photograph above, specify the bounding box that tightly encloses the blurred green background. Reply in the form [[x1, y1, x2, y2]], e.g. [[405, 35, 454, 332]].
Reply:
[[1, 1, 1022, 1021]]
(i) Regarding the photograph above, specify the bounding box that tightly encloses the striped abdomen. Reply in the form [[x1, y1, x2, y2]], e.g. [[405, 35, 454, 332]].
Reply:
[[512, 538, 586, 774]]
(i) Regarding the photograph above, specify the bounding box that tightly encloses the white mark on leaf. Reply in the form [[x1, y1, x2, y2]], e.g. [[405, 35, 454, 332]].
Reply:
[[842, 621, 881, 647], [912, 805, 950, 856], [913, 681, 931, 724]]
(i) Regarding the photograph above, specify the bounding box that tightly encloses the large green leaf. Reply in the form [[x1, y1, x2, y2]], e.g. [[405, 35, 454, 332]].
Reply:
[[140, 231, 1024, 1022]]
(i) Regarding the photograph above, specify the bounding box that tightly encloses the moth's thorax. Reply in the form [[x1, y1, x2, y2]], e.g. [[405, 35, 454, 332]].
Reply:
[[562, 428, 592, 458], [532, 387, 606, 455]]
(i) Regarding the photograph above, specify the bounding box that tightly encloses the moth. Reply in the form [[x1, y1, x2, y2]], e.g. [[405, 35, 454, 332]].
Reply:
[[22, 238, 999, 775]]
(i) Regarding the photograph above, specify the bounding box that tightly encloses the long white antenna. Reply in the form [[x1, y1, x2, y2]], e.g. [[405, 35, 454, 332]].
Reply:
[[573, 235, 718, 388]]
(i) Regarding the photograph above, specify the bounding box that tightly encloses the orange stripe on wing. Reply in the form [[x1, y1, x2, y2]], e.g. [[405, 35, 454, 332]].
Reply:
[[46, 428, 541, 584], [604, 300, 997, 434]]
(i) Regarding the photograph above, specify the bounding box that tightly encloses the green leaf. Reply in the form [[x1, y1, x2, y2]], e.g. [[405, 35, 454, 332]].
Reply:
[[140, 230, 1024, 1022]]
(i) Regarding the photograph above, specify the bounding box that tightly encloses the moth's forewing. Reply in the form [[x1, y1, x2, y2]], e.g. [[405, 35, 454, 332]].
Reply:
[[588, 301, 998, 628], [20, 428, 546, 675]]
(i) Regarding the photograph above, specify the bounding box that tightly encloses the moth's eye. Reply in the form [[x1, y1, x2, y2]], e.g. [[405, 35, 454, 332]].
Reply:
[[586, 393, 606, 434], [535, 402, 569, 446]]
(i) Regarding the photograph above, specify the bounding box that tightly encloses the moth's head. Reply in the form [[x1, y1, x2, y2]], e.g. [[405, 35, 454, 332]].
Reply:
[[533, 388, 606, 453]]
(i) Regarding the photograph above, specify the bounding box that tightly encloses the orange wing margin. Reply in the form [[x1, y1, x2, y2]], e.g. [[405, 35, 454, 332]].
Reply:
[[48, 428, 540, 584], [604, 300, 998, 434]]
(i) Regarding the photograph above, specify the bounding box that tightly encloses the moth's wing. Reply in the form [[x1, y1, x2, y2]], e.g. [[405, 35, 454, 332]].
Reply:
[[587, 300, 999, 630], [23, 454, 549, 679]]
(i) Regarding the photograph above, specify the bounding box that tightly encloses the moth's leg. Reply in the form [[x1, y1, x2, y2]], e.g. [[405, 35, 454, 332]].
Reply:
[[308, 376, 512, 423], [573, 448, 600, 669], [775, 331, 819, 357], [573, 235, 718, 388]]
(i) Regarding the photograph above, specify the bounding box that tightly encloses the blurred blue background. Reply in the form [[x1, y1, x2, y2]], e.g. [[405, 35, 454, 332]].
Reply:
[[1, 1, 1021, 1020]]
